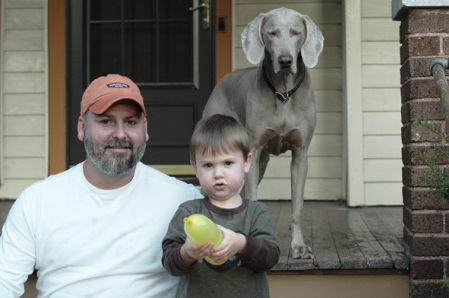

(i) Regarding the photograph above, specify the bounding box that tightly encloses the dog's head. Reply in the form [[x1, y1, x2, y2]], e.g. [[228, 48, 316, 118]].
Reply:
[[241, 7, 324, 74]]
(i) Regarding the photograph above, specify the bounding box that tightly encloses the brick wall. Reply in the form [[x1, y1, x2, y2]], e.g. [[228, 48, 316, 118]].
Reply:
[[400, 8, 449, 297]]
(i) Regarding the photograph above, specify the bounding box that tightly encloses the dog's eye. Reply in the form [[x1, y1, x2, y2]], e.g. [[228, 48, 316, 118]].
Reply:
[[267, 31, 277, 36], [291, 30, 302, 36]]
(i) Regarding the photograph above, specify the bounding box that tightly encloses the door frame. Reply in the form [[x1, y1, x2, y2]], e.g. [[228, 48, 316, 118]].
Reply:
[[48, 0, 67, 174]]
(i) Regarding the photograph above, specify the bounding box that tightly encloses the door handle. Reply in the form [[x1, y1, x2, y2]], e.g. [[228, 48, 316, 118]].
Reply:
[[189, 0, 209, 29]]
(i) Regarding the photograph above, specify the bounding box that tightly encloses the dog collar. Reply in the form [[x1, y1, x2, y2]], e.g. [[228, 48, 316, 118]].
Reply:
[[262, 62, 306, 102]]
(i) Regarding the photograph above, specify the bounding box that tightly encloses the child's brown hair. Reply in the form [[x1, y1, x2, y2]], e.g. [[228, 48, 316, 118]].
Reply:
[[190, 114, 250, 162]]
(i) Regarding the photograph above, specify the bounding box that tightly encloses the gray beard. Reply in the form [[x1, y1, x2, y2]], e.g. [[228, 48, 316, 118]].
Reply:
[[84, 135, 146, 177]]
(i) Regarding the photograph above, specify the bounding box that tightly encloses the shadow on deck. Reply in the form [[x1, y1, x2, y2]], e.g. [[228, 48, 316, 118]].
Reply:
[[265, 200, 408, 274]]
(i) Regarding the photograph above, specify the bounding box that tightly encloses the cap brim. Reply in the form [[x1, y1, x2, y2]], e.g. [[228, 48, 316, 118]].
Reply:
[[88, 94, 146, 116]]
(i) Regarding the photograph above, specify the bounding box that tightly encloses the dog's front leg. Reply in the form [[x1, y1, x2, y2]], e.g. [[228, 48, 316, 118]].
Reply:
[[244, 147, 261, 201], [290, 147, 313, 259]]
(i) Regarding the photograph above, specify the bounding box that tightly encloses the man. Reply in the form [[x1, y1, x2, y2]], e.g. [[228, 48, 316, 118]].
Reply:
[[0, 74, 202, 297]]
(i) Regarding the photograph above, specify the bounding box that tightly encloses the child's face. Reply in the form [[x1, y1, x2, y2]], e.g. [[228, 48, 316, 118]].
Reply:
[[191, 148, 251, 207]]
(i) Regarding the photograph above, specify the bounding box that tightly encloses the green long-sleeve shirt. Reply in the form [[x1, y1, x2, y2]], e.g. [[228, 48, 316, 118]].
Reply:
[[162, 197, 280, 298]]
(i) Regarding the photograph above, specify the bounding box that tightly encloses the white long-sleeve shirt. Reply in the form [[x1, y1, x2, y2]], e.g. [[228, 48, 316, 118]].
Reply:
[[0, 162, 202, 297]]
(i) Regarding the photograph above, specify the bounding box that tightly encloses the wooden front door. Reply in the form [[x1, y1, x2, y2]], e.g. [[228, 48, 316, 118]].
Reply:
[[67, 0, 215, 168]]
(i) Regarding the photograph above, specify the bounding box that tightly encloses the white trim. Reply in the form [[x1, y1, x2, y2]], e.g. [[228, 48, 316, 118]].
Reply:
[[392, 0, 449, 20], [343, 0, 364, 206]]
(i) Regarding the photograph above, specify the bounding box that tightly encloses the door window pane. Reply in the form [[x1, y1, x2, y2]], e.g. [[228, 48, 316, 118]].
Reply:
[[90, 23, 122, 80], [88, 0, 193, 85], [159, 22, 192, 82], [124, 0, 156, 20], [159, 1, 191, 19], [124, 23, 157, 82], [91, 0, 121, 20]]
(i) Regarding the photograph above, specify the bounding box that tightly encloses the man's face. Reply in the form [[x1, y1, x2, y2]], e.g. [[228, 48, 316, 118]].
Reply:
[[78, 101, 149, 176]]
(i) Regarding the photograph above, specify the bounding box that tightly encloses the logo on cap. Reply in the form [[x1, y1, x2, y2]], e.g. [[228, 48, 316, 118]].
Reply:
[[107, 82, 130, 88]]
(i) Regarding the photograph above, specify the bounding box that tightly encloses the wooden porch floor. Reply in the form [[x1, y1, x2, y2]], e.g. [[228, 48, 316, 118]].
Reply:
[[265, 200, 408, 273], [0, 199, 408, 274]]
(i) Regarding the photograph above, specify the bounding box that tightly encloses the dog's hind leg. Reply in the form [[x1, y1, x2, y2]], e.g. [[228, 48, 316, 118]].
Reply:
[[241, 150, 269, 200], [258, 150, 270, 184]]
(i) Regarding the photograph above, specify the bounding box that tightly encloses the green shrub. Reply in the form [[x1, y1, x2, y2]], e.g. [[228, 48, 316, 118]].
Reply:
[[412, 118, 449, 289]]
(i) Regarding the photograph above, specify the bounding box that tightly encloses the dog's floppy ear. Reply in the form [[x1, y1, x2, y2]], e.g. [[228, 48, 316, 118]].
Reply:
[[301, 14, 324, 68], [241, 13, 265, 65]]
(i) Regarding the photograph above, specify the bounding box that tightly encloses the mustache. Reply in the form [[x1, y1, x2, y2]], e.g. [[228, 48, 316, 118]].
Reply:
[[104, 140, 133, 149]]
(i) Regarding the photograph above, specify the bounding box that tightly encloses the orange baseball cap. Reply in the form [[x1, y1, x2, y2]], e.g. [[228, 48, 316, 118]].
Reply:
[[80, 74, 146, 116]]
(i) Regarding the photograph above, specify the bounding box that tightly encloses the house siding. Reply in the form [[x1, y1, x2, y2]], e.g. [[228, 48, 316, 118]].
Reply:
[[360, 0, 402, 205], [0, 0, 48, 199]]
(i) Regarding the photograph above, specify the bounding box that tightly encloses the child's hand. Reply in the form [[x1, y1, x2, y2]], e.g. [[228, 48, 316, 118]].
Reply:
[[208, 225, 246, 264], [180, 237, 215, 265]]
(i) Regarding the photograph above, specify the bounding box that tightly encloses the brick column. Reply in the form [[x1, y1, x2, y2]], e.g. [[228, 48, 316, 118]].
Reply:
[[400, 9, 449, 297]]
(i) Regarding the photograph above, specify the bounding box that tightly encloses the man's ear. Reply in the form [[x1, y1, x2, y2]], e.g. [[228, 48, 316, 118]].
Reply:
[[77, 116, 86, 141], [144, 117, 149, 142]]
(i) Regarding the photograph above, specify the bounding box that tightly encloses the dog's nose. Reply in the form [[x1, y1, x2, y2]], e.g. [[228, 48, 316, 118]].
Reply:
[[279, 55, 293, 68]]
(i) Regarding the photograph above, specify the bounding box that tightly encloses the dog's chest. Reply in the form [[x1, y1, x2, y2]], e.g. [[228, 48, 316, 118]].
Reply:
[[259, 119, 303, 156], [262, 132, 297, 156]]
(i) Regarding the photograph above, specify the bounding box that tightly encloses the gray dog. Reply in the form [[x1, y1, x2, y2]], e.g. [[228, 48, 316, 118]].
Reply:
[[203, 7, 324, 259]]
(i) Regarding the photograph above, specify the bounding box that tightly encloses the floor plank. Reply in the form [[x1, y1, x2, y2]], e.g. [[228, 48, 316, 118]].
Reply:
[[361, 208, 408, 270], [311, 208, 341, 269], [345, 210, 393, 269], [328, 210, 366, 269], [265, 200, 408, 273]]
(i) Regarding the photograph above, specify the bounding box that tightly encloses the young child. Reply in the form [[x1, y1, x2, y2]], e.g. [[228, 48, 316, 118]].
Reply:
[[162, 114, 280, 298]]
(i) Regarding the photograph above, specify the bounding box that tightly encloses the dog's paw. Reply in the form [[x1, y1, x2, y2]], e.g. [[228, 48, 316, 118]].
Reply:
[[290, 245, 313, 259]]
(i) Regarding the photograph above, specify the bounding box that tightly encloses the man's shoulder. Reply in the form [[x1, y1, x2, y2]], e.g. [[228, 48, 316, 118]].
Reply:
[[27, 164, 80, 190], [15, 164, 82, 207]]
